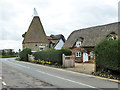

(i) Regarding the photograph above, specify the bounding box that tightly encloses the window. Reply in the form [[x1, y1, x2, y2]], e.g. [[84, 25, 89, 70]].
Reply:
[[76, 41, 81, 47], [35, 44, 37, 46], [76, 52, 81, 57], [50, 43, 53, 48], [90, 52, 94, 58], [40, 48, 43, 51], [107, 32, 118, 40], [39, 46, 45, 51], [108, 36, 114, 40]]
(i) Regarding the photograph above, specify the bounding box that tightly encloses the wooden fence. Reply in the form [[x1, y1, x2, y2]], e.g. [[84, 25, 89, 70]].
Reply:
[[62, 54, 75, 68]]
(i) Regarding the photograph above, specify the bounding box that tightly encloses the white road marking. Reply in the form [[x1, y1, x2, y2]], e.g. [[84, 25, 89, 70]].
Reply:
[[36, 70, 96, 88], [4, 59, 119, 83], [18, 61, 120, 83], [2, 82, 7, 85]]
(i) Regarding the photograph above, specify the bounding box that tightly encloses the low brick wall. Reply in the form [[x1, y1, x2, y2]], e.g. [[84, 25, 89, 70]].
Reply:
[[66, 63, 96, 74]]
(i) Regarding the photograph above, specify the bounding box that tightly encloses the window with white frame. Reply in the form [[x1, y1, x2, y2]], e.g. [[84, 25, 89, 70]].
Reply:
[[39, 46, 45, 51], [76, 52, 81, 57], [76, 41, 81, 47], [90, 52, 94, 58]]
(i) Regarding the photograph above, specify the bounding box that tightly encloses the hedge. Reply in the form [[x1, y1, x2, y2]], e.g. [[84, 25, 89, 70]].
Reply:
[[94, 39, 119, 72], [19, 48, 32, 62], [0, 54, 18, 58], [33, 48, 72, 65]]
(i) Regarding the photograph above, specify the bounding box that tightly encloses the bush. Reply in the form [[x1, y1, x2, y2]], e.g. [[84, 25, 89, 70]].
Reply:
[[19, 48, 32, 62], [59, 48, 72, 56], [33, 48, 72, 65], [94, 39, 119, 72], [0, 54, 18, 58], [15, 57, 20, 61], [84, 61, 93, 63]]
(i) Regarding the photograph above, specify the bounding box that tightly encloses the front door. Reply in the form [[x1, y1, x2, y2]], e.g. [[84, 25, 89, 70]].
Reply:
[[83, 53, 88, 62]]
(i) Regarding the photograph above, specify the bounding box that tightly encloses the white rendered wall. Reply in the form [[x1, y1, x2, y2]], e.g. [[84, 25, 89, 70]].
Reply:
[[54, 39, 64, 50]]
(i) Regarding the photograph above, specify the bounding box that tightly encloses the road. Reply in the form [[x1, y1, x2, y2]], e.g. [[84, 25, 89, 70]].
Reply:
[[0, 58, 119, 89]]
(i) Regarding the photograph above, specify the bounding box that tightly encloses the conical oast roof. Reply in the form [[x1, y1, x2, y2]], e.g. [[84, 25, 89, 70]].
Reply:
[[23, 16, 49, 44]]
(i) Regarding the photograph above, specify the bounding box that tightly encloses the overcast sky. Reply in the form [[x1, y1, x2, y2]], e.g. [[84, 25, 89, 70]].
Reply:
[[0, 0, 119, 52]]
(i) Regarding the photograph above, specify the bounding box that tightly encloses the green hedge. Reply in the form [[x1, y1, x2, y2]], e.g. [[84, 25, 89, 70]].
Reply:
[[33, 48, 72, 65], [0, 54, 18, 58], [94, 39, 119, 72], [19, 48, 32, 62]]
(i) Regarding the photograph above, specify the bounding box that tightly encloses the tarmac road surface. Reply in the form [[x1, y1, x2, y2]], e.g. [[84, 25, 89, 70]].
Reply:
[[0, 58, 119, 89]]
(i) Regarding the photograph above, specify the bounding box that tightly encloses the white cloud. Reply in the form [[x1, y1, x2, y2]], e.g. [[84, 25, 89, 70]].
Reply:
[[0, 0, 118, 51]]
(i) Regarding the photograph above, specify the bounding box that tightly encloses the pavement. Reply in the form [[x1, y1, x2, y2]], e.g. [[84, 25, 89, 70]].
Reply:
[[0, 58, 119, 89], [66, 63, 95, 74]]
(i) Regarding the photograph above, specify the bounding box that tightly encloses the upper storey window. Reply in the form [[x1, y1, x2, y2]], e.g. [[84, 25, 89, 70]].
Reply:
[[76, 40, 81, 47], [107, 32, 118, 40]]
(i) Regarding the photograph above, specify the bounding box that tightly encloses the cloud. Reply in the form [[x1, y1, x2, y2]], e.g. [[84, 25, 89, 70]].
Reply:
[[0, 0, 118, 51]]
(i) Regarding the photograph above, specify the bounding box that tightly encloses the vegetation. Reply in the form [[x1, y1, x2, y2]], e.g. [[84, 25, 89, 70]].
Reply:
[[19, 48, 32, 62], [84, 61, 93, 63], [94, 39, 119, 76], [15, 57, 20, 61], [32, 59, 60, 66], [33, 48, 72, 65], [0, 54, 18, 58]]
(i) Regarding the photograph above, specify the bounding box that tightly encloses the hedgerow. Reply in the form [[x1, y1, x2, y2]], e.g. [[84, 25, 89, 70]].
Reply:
[[33, 48, 72, 65], [19, 48, 32, 62], [94, 39, 119, 72]]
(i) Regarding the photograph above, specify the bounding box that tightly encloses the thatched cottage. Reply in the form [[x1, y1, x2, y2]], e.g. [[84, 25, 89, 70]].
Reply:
[[63, 22, 119, 62]]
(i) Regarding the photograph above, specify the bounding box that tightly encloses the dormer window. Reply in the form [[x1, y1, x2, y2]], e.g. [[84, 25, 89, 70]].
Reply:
[[76, 41, 81, 47], [107, 32, 118, 40], [108, 36, 114, 40]]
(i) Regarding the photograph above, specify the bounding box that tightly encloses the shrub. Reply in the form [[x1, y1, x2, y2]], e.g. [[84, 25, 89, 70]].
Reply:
[[94, 39, 119, 72], [84, 61, 93, 63], [19, 48, 32, 62], [15, 57, 20, 61], [0, 54, 18, 58], [59, 48, 72, 56], [33, 48, 72, 65]]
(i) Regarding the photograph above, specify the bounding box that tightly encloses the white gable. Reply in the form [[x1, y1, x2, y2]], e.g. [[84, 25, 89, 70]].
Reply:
[[54, 39, 64, 50]]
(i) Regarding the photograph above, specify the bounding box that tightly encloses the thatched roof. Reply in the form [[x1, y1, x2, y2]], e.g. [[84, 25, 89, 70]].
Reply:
[[23, 16, 48, 44], [63, 22, 119, 48]]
